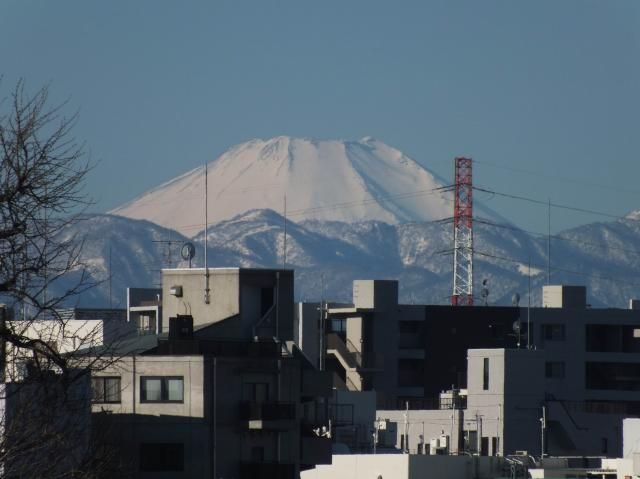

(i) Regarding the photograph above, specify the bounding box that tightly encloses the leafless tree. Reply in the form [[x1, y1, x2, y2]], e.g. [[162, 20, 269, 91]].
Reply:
[[0, 80, 127, 478]]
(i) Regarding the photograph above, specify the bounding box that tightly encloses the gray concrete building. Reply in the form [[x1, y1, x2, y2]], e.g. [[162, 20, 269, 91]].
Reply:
[[90, 267, 332, 479]]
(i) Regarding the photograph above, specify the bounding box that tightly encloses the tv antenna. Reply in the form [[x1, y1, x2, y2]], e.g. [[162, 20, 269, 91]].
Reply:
[[181, 242, 196, 268], [481, 278, 489, 306], [152, 239, 183, 269]]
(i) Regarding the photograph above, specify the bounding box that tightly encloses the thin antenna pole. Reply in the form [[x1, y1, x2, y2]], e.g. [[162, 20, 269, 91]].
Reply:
[[109, 244, 113, 309], [527, 257, 531, 350], [319, 273, 326, 371], [547, 198, 551, 285], [204, 164, 210, 304], [283, 194, 287, 269]]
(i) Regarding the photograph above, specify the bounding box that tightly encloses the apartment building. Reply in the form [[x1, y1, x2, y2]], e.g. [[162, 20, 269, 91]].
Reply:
[[90, 268, 332, 479], [296, 280, 640, 457]]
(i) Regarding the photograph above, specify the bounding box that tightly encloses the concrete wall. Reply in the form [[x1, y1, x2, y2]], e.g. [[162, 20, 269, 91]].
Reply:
[[295, 302, 320, 368], [162, 268, 241, 330], [623, 418, 640, 458], [376, 408, 463, 454], [302, 454, 504, 479], [92, 355, 205, 418], [91, 351, 313, 479], [467, 349, 544, 456], [162, 268, 295, 341]]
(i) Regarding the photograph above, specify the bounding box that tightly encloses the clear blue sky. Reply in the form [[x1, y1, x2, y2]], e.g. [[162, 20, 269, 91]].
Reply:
[[1, 0, 638, 233]]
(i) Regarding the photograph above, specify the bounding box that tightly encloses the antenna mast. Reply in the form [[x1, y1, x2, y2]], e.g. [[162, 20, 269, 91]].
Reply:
[[283, 194, 287, 269], [452, 157, 474, 306], [204, 164, 210, 304]]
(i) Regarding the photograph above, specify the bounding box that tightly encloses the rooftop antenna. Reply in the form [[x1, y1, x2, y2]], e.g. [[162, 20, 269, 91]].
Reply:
[[547, 198, 551, 285], [283, 194, 287, 269], [181, 242, 196, 268], [109, 244, 112, 309], [527, 257, 532, 349], [204, 164, 210, 304], [481, 279, 489, 306]]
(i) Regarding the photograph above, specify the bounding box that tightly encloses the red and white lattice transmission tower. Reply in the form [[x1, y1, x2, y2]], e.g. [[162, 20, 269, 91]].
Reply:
[[452, 157, 474, 306]]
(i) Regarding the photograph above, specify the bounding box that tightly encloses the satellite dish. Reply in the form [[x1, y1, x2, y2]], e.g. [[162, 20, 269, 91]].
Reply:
[[512, 293, 521, 307], [481, 279, 489, 306], [181, 242, 196, 267]]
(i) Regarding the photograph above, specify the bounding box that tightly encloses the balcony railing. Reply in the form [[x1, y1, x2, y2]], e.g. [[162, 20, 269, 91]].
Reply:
[[239, 462, 296, 479], [238, 401, 296, 421]]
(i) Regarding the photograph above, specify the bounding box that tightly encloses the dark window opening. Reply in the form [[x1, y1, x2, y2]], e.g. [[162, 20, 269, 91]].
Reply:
[[92, 377, 121, 403], [481, 437, 489, 456], [140, 443, 184, 472], [541, 324, 566, 341], [483, 358, 490, 390], [545, 361, 566, 379], [251, 446, 265, 462], [242, 382, 269, 402], [586, 362, 640, 391], [140, 376, 184, 402], [398, 359, 425, 387], [586, 325, 640, 353], [260, 287, 274, 316]]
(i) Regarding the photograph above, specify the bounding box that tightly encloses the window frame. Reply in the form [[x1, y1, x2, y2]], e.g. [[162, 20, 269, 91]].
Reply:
[[140, 376, 184, 403], [92, 376, 122, 404]]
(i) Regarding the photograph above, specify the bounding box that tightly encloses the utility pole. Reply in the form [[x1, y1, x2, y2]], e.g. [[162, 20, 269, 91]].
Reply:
[[540, 405, 546, 458], [476, 413, 483, 454], [403, 401, 409, 453]]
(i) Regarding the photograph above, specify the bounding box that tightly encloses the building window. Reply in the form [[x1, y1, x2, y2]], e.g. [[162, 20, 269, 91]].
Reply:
[[136, 313, 156, 334], [586, 362, 640, 391], [140, 376, 184, 403], [242, 382, 269, 402], [542, 324, 566, 341], [140, 443, 184, 471], [483, 358, 490, 390], [92, 377, 121, 403], [545, 361, 565, 379], [398, 359, 424, 387]]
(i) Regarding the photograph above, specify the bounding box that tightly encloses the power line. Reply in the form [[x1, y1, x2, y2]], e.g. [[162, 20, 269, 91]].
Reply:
[[474, 250, 640, 288], [473, 158, 640, 196], [474, 217, 640, 258], [473, 186, 636, 222]]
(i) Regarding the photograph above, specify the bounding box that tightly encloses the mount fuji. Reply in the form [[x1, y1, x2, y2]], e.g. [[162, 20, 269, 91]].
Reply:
[[53, 136, 639, 310], [111, 136, 503, 236]]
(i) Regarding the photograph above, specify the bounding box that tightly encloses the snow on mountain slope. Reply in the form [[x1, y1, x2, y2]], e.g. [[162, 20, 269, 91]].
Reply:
[[44, 211, 640, 309], [111, 137, 502, 237]]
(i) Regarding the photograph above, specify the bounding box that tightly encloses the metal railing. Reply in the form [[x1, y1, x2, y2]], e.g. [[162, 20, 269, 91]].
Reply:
[[238, 401, 296, 421]]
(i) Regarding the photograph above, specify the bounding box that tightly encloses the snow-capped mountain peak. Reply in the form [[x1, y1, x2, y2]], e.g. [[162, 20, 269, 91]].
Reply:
[[111, 137, 480, 236]]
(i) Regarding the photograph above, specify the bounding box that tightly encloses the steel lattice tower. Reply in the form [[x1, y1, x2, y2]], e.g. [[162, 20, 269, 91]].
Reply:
[[452, 157, 474, 306]]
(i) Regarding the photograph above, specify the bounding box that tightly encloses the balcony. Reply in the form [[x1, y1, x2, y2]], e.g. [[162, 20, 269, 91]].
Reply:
[[239, 462, 296, 479], [238, 401, 296, 430], [300, 435, 332, 467]]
